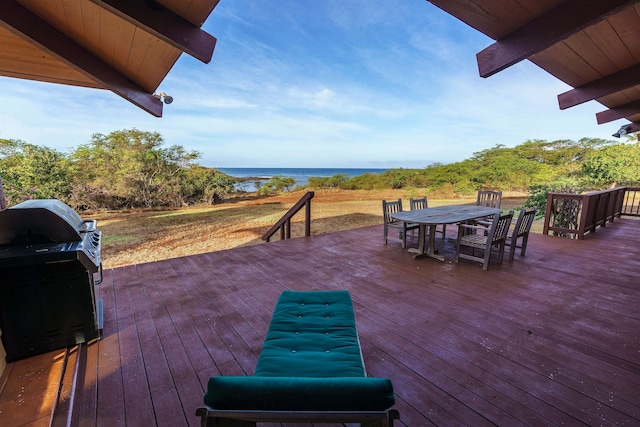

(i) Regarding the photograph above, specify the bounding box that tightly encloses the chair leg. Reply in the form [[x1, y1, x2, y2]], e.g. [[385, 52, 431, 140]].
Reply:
[[520, 235, 529, 256], [508, 238, 516, 261], [482, 249, 490, 270], [497, 243, 505, 264]]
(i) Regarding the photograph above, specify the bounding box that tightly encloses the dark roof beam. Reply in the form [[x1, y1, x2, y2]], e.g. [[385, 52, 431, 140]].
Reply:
[[89, 0, 216, 64], [477, 0, 637, 78], [558, 63, 640, 110], [596, 100, 640, 124], [0, 0, 163, 117]]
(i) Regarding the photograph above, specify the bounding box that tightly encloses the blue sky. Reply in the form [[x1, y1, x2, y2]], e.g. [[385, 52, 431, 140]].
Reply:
[[0, 0, 623, 168]]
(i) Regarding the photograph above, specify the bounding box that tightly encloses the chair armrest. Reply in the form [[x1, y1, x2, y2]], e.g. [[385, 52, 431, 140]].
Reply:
[[458, 224, 487, 232]]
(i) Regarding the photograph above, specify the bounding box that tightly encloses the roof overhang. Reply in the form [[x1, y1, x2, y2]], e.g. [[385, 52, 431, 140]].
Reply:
[[0, 0, 219, 117], [428, 0, 640, 137]]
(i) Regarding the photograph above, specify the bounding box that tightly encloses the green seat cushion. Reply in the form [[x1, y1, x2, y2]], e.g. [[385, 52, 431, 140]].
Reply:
[[255, 290, 365, 378], [204, 376, 395, 411], [203, 290, 395, 412]]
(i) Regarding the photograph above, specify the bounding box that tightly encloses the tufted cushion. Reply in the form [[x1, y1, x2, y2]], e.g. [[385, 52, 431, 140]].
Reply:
[[255, 290, 365, 377], [203, 290, 395, 411]]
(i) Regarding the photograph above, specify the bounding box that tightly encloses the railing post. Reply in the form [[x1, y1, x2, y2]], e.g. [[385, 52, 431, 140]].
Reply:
[[305, 199, 311, 237], [0, 177, 6, 211], [543, 192, 553, 236], [578, 195, 589, 239]]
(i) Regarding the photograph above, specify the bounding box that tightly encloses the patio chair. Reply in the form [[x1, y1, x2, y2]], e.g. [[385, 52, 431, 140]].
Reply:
[[455, 210, 514, 270], [474, 190, 503, 227], [410, 196, 446, 239], [409, 196, 427, 210], [505, 207, 537, 261], [383, 199, 418, 248]]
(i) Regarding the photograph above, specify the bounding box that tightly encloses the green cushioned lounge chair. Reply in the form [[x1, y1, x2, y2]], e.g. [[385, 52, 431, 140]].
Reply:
[[196, 290, 399, 426]]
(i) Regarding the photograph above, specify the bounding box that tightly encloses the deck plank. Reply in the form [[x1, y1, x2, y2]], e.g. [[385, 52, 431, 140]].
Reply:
[[4, 219, 640, 426]]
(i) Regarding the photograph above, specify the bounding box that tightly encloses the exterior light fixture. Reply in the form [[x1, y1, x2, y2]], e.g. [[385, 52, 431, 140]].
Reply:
[[153, 92, 173, 104], [612, 124, 631, 138]]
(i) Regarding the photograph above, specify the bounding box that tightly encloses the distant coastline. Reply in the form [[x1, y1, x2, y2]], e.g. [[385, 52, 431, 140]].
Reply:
[[217, 167, 387, 191]]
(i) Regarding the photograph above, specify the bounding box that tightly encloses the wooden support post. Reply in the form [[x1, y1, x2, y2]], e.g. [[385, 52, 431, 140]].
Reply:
[[0, 177, 6, 210]]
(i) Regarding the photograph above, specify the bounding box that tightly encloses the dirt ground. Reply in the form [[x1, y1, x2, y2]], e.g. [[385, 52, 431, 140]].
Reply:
[[86, 189, 530, 269]]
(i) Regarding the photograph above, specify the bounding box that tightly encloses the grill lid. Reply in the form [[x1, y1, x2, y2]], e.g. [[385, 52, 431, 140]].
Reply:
[[0, 199, 94, 245]]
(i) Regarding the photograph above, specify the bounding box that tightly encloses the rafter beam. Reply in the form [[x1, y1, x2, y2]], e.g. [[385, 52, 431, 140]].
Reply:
[[89, 0, 216, 64], [596, 100, 640, 124], [558, 63, 640, 110], [0, 0, 163, 117], [477, 0, 637, 78]]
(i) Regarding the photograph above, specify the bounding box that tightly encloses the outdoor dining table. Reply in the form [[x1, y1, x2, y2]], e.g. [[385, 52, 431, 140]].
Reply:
[[391, 205, 502, 261]]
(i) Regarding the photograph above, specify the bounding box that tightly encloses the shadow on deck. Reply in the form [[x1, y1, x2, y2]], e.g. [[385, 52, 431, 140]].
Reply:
[[2, 219, 640, 426]]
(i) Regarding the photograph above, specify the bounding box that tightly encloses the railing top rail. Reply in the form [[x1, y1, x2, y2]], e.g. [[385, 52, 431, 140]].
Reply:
[[548, 187, 627, 199], [547, 192, 583, 200]]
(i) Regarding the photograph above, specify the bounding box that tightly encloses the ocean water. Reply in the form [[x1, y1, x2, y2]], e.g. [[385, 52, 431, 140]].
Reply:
[[217, 167, 387, 191]]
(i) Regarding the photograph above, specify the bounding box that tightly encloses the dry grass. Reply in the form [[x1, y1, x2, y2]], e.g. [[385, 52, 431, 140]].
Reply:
[[85, 189, 530, 268]]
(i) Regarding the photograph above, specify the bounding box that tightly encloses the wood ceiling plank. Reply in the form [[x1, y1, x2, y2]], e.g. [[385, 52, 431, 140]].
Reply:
[[0, 0, 163, 116], [163, 0, 221, 26], [109, 13, 136, 73], [90, 0, 216, 63], [133, 36, 180, 93], [79, 0, 102, 62], [428, 0, 513, 38], [60, 0, 86, 47], [608, 5, 640, 63], [20, 0, 72, 39], [515, 0, 562, 19], [468, 0, 533, 36], [584, 19, 637, 70], [563, 31, 618, 77], [532, 42, 600, 85], [563, 31, 620, 80], [0, 26, 98, 87], [476, 0, 638, 78], [100, 8, 123, 64], [597, 90, 635, 109]]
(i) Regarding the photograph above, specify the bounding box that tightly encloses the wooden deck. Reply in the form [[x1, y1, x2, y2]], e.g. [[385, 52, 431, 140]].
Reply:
[[2, 219, 640, 426]]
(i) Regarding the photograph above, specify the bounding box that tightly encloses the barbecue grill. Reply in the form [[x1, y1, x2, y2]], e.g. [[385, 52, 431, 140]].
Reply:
[[0, 199, 103, 362]]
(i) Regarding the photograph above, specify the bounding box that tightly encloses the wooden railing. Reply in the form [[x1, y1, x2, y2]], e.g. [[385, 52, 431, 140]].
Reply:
[[262, 191, 314, 242], [621, 186, 640, 217], [543, 187, 627, 239]]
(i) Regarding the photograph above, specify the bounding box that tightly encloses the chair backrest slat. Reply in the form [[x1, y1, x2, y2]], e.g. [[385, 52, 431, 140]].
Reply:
[[490, 211, 513, 244], [477, 190, 502, 209], [514, 208, 537, 237], [409, 196, 427, 210], [382, 199, 403, 223]]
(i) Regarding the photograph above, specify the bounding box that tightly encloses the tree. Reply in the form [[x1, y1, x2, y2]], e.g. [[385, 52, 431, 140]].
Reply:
[[180, 166, 235, 204], [69, 128, 201, 208], [0, 138, 72, 205], [581, 143, 640, 187], [257, 176, 295, 195]]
